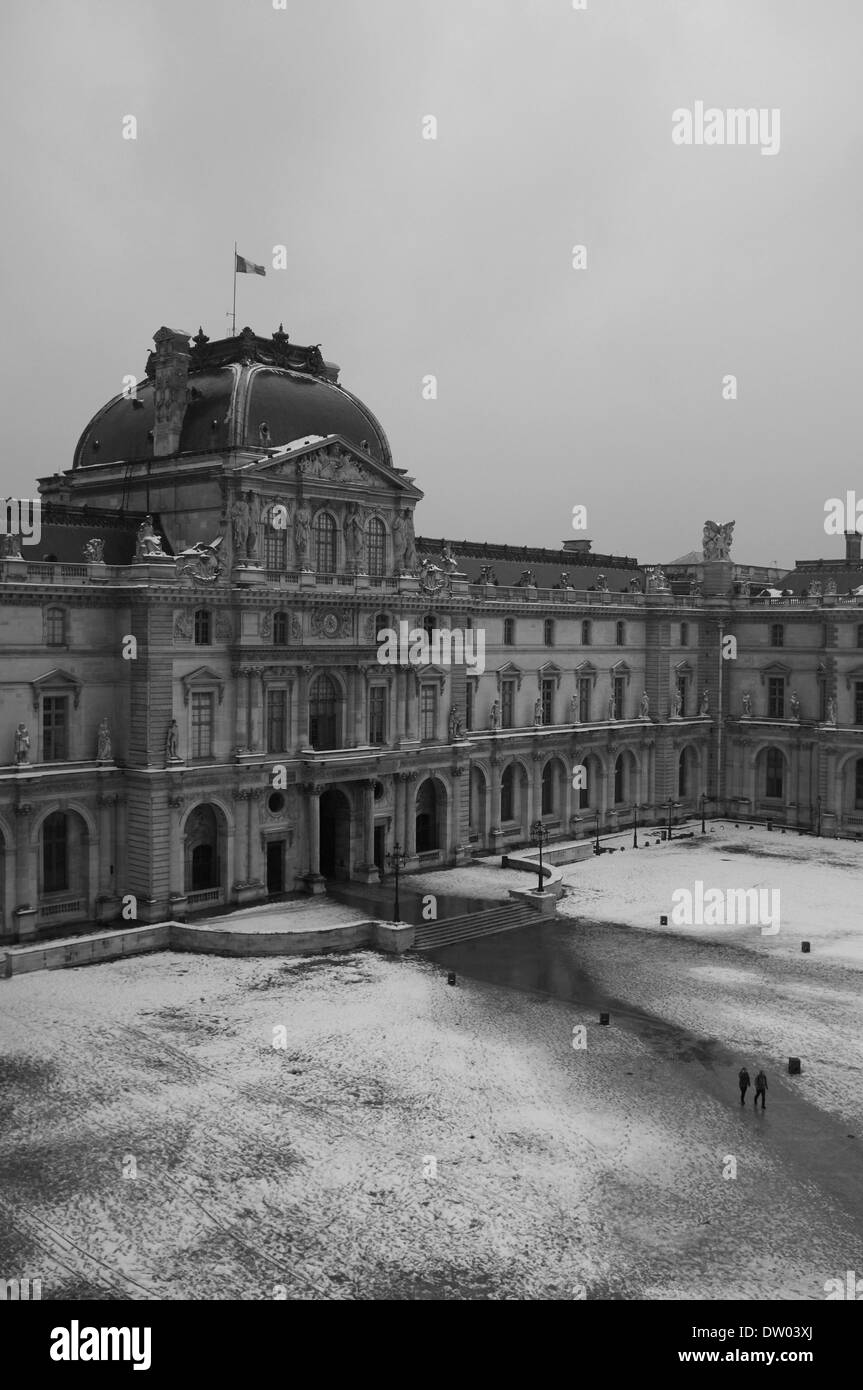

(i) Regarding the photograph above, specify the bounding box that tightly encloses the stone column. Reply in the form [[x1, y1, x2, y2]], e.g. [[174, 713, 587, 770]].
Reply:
[[403, 770, 418, 860], [232, 789, 249, 888], [297, 666, 313, 751], [452, 766, 470, 863], [234, 666, 249, 752], [405, 671, 417, 741], [532, 750, 543, 825], [248, 672, 264, 751], [353, 669, 366, 746], [168, 795, 187, 914], [357, 778, 377, 881], [302, 784, 325, 892], [13, 803, 37, 940], [490, 758, 502, 843], [392, 773, 403, 856]]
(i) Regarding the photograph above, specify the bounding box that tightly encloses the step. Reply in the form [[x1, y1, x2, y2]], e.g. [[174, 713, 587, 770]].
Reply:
[[413, 905, 538, 949]]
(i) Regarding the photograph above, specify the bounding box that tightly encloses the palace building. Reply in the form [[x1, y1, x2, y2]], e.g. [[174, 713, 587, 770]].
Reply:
[[2, 321, 863, 943]]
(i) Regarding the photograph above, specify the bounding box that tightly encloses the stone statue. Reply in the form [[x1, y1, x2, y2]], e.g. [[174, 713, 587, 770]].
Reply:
[[825, 578, 837, 596], [14, 723, 30, 764], [230, 495, 252, 559], [689, 580, 702, 597], [175, 536, 223, 584], [343, 503, 366, 569], [595, 573, 608, 592], [648, 567, 669, 592], [391, 510, 407, 572], [97, 717, 112, 761], [555, 572, 573, 590], [700, 688, 710, 716], [448, 706, 463, 741], [490, 699, 500, 732], [0, 533, 23, 559], [809, 579, 822, 598], [402, 509, 419, 573], [534, 697, 543, 726], [83, 537, 104, 562], [742, 690, 752, 717], [570, 693, 579, 725], [166, 719, 180, 760], [790, 689, 800, 720], [628, 577, 642, 593], [516, 569, 535, 587], [136, 515, 164, 558], [607, 692, 616, 721], [294, 503, 312, 567], [826, 696, 837, 726], [671, 688, 682, 718], [639, 690, 650, 719], [702, 519, 735, 561], [479, 564, 498, 585]]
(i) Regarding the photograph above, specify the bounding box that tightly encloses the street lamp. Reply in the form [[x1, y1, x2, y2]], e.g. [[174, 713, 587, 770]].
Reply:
[[594, 808, 601, 855], [385, 841, 407, 923], [700, 791, 709, 834], [632, 802, 639, 849], [666, 798, 679, 843], [531, 819, 550, 893]]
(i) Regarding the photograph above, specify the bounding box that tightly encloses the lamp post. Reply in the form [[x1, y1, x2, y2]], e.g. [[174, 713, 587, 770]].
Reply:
[[531, 819, 550, 893], [701, 791, 708, 834], [632, 802, 639, 849], [385, 841, 407, 923], [594, 808, 601, 855], [816, 795, 822, 839], [666, 798, 679, 843]]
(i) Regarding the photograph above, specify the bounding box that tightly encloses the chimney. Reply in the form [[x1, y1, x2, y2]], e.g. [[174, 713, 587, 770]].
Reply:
[[152, 327, 192, 457], [845, 530, 861, 564]]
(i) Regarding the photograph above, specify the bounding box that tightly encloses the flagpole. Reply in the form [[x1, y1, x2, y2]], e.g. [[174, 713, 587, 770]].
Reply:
[[232, 241, 237, 336]]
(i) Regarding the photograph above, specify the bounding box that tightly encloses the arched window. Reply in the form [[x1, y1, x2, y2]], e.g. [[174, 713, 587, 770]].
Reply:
[[581, 620, 592, 646], [579, 758, 593, 810], [500, 765, 515, 821], [541, 761, 556, 814], [680, 621, 689, 647], [42, 811, 68, 893], [273, 611, 288, 645], [856, 758, 863, 809], [765, 748, 784, 799], [544, 618, 555, 647], [423, 613, 436, 640], [263, 510, 287, 570], [194, 609, 211, 645], [614, 755, 625, 805], [313, 512, 337, 573], [616, 621, 626, 646], [678, 749, 688, 797], [367, 517, 386, 578], [46, 607, 66, 646], [309, 674, 340, 750], [503, 617, 515, 646]]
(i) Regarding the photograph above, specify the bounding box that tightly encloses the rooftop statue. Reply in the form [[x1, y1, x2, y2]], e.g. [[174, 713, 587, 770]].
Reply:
[[702, 519, 735, 561]]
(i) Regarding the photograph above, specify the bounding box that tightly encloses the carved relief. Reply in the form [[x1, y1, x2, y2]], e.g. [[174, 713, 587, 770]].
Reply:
[[174, 610, 193, 642]]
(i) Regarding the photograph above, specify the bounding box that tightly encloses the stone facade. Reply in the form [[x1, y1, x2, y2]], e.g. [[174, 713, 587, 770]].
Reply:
[[2, 325, 863, 943]]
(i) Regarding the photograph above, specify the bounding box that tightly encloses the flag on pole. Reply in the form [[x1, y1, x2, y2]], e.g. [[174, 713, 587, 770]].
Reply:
[[235, 253, 266, 276]]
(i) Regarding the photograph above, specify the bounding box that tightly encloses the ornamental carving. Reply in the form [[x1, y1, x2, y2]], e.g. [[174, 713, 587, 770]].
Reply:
[[310, 608, 352, 638], [175, 536, 224, 583], [215, 612, 233, 641], [298, 448, 370, 484], [173, 610, 193, 642]]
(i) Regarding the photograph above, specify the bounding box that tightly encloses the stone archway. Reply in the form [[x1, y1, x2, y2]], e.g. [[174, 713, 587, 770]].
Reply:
[[184, 803, 227, 897], [319, 786, 352, 879], [416, 777, 447, 855]]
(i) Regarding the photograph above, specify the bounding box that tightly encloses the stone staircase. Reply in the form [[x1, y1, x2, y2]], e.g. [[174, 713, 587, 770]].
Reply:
[[412, 902, 540, 951]]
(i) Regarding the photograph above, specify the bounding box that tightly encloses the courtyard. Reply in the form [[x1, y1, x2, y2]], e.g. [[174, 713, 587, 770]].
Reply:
[[0, 825, 860, 1300]]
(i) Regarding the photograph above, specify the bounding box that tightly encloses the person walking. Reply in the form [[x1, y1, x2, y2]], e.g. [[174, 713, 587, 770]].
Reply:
[[738, 1067, 751, 1105], [754, 1069, 768, 1110]]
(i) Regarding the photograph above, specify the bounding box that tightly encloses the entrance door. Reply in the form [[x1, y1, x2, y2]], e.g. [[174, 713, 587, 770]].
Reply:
[[319, 788, 352, 879], [267, 841, 285, 894]]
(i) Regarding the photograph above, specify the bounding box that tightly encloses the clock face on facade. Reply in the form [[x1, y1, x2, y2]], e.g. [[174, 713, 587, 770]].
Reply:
[[322, 612, 339, 637]]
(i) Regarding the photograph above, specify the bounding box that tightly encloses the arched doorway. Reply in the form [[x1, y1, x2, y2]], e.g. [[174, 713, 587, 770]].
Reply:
[[416, 777, 446, 854], [319, 787, 352, 879], [184, 804, 226, 897], [469, 766, 487, 846]]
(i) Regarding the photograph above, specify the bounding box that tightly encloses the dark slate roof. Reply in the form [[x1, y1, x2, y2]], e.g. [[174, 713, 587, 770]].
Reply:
[[22, 504, 161, 565], [73, 329, 391, 470], [779, 564, 863, 595], [417, 537, 642, 591]]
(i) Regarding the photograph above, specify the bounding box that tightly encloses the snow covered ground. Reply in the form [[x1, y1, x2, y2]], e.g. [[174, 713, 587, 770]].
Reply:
[[0, 825, 860, 1300]]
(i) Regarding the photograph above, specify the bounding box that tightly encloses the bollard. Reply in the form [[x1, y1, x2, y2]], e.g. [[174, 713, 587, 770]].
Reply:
[[767, 821, 773, 832], [788, 1057, 802, 1075], [801, 941, 811, 953], [599, 1012, 610, 1025], [660, 914, 668, 925], [447, 971, 456, 986]]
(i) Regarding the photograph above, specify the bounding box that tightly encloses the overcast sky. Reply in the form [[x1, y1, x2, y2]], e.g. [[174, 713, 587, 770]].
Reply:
[[2, 0, 861, 568]]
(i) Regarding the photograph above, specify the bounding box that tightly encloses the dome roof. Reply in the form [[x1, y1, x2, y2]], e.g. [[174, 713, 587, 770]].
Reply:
[[73, 327, 392, 470]]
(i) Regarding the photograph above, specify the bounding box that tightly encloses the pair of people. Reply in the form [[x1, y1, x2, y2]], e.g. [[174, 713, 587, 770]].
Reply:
[[738, 1067, 768, 1109]]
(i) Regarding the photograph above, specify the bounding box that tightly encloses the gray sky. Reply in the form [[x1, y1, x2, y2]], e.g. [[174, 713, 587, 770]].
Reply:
[[3, 0, 861, 568]]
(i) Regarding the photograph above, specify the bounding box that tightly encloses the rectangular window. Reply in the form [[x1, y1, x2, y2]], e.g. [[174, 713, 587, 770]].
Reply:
[[420, 685, 437, 741], [541, 678, 555, 725], [766, 748, 784, 799], [770, 624, 784, 648], [819, 681, 827, 723], [855, 682, 863, 726], [369, 685, 387, 745], [578, 677, 591, 723], [191, 692, 214, 759], [43, 816, 68, 893], [767, 677, 785, 719], [266, 689, 288, 753], [613, 676, 626, 721], [501, 679, 516, 728], [42, 696, 68, 761]]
